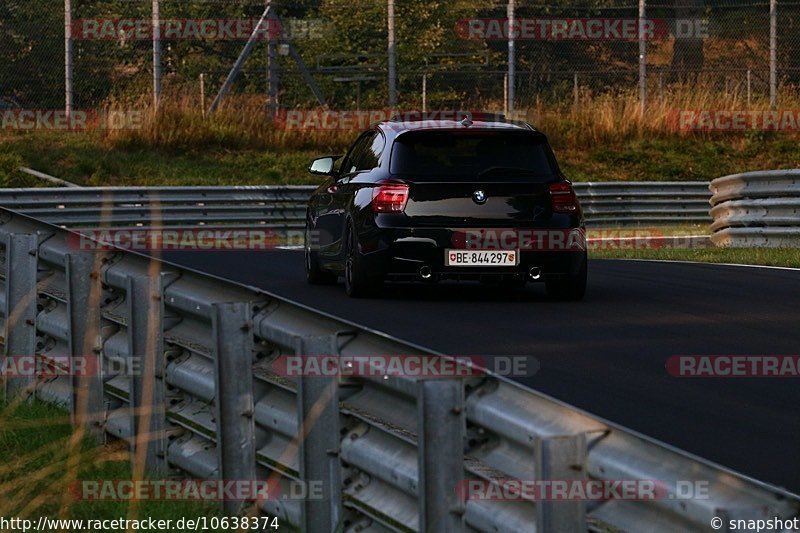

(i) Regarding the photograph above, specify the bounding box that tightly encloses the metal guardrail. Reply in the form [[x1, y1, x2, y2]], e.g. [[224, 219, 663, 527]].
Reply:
[[18, 167, 81, 188], [710, 170, 800, 247], [0, 186, 314, 230], [572, 182, 712, 226], [0, 182, 712, 229], [0, 206, 797, 532]]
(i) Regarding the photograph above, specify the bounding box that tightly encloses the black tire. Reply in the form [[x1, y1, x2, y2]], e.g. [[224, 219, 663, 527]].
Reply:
[[344, 223, 383, 298], [305, 226, 337, 285], [545, 255, 587, 301]]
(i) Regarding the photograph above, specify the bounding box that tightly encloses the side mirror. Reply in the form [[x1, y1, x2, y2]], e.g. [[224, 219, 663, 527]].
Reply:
[[308, 156, 341, 176]]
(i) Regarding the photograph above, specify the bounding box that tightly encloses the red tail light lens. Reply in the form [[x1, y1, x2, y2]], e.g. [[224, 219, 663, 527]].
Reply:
[[548, 181, 579, 213], [372, 183, 409, 213]]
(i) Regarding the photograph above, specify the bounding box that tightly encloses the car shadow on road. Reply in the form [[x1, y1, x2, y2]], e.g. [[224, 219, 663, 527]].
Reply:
[[373, 281, 553, 303]]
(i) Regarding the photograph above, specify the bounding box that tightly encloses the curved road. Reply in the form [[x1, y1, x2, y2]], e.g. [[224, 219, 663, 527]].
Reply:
[[162, 250, 800, 493]]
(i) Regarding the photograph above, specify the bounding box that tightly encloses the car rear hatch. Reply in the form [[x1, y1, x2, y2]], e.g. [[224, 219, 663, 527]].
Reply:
[[402, 179, 555, 227], [389, 129, 560, 227]]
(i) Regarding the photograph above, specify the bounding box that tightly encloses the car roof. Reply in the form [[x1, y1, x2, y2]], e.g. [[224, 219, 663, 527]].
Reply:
[[380, 120, 534, 132], [376, 112, 536, 134]]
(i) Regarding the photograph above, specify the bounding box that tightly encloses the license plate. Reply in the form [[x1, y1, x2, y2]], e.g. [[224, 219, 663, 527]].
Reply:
[[445, 250, 519, 267]]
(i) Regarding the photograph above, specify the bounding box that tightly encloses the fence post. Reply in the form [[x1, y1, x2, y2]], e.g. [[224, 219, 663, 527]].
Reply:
[[212, 301, 257, 515], [65, 0, 73, 119], [2, 233, 38, 398], [296, 335, 342, 533], [535, 434, 588, 532], [66, 252, 106, 439], [573, 72, 579, 114], [422, 74, 427, 113], [388, 0, 397, 109], [127, 271, 168, 475], [200, 74, 206, 118], [770, 0, 777, 110], [503, 74, 509, 117], [152, 0, 161, 107], [507, 0, 516, 118], [747, 69, 752, 107], [267, 13, 279, 117], [639, 0, 647, 115], [210, 5, 273, 113], [418, 378, 465, 532]]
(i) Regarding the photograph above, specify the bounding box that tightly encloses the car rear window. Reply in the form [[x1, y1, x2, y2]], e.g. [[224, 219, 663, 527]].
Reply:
[[390, 130, 556, 179]]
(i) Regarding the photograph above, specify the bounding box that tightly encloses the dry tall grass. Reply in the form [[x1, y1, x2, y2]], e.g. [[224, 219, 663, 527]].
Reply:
[[96, 83, 800, 153], [528, 83, 800, 146]]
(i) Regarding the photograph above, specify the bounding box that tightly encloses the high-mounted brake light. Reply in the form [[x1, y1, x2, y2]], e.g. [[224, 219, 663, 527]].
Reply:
[[548, 181, 579, 213], [372, 183, 409, 213]]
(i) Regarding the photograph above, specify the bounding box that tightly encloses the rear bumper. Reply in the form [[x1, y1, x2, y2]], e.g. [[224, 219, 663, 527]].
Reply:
[[358, 226, 586, 282]]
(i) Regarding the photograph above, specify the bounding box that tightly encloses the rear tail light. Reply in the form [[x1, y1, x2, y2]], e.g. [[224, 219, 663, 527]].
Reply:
[[372, 183, 410, 213], [548, 181, 579, 213]]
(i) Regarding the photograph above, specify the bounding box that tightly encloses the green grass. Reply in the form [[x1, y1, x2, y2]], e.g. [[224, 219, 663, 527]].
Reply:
[[588, 224, 710, 238], [0, 132, 319, 187], [2, 131, 800, 187], [2, 96, 800, 187], [0, 394, 232, 531], [591, 247, 800, 268], [587, 225, 800, 268], [558, 135, 800, 182]]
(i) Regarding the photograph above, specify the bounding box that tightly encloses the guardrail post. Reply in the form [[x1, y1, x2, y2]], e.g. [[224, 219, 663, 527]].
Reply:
[[296, 335, 342, 533], [417, 378, 465, 533], [2, 233, 38, 398], [66, 252, 106, 438], [535, 433, 587, 532], [127, 272, 168, 474], [212, 301, 257, 516]]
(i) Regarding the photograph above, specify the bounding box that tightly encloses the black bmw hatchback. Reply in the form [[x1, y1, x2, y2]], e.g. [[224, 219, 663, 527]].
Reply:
[[304, 112, 587, 299]]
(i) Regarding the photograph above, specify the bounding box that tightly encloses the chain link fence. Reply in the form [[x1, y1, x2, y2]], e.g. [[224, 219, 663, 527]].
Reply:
[[2, 0, 800, 117]]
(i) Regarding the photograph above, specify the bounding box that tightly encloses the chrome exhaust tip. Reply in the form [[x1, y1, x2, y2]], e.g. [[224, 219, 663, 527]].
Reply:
[[528, 266, 542, 280], [419, 266, 433, 280]]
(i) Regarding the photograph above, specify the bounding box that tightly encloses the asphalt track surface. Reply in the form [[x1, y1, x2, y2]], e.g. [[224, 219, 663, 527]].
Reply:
[[161, 250, 800, 493]]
